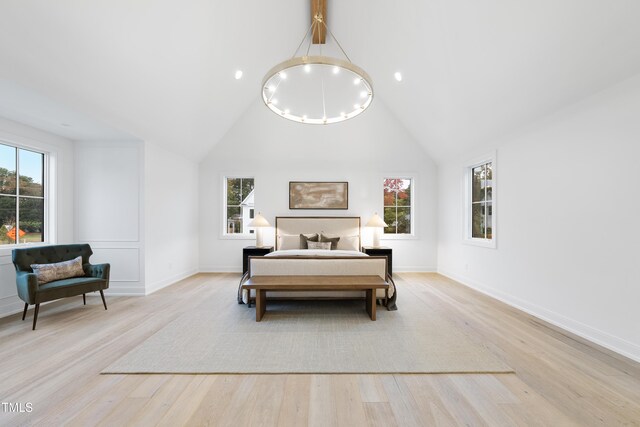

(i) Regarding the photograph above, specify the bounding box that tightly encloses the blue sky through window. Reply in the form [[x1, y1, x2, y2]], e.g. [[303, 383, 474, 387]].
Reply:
[[0, 144, 43, 186], [19, 148, 43, 186]]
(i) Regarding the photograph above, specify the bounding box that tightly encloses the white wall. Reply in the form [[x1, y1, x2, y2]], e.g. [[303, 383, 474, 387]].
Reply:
[[437, 74, 640, 361], [75, 141, 145, 295], [144, 142, 199, 294], [0, 118, 75, 317], [199, 99, 438, 272]]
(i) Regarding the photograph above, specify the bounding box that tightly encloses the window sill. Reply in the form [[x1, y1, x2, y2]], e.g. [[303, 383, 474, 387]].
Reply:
[[463, 238, 496, 249], [219, 234, 257, 241], [0, 242, 50, 256], [381, 234, 417, 241]]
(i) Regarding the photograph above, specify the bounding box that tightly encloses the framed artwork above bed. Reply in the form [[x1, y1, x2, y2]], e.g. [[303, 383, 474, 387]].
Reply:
[[289, 181, 348, 210]]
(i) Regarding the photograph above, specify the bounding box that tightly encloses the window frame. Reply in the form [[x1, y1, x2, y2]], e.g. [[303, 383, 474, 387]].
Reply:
[[221, 174, 256, 240], [0, 139, 50, 248], [463, 152, 496, 248], [381, 175, 416, 240]]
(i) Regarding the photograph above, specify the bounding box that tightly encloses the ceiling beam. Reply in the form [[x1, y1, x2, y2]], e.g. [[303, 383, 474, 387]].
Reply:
[[311, 0, 327, 44]]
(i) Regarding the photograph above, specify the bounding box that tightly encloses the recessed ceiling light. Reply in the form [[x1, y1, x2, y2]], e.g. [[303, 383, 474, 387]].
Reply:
[[284, 109, 290, 114], [267, 85, 276, 92], [235, 70, 243, 80], [333, 66, 340, 74], [304, 64, 311, 73], [353, 77, 361, 85], [360, 91, 368, 98], [272, 99, 278, 105], [279, 71, 287, 79], [394, 72, 403, 82]]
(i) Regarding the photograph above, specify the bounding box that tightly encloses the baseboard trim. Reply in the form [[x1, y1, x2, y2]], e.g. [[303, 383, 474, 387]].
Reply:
[[104, 284, 146, 296], [199, 266, 437, 274], [145, 269, 198, 295], [199, 266, 242, 273], [437, 269, 640, 363], [0, 294, 27, 319], [395, 266, 437, 273]]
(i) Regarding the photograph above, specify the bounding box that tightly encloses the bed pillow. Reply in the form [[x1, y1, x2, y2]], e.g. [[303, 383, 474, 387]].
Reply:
[[30, 256, 85, 285], [336, 235, 360, 251], [319, 234, 341, 250], [307, 241, 332, 250], [299, 233, 319, 249], [278, 234, 300, 250]]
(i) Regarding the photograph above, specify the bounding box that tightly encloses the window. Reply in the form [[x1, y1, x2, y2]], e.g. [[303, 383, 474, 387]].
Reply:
[[383, 178, 413, 235], [465, 155, 495, 247], [224, 177, 255, 235], [0, 143, 46, 246]]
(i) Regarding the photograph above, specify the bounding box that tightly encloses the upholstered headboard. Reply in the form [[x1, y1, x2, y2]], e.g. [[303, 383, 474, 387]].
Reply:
[[275, 216, 361, 250]]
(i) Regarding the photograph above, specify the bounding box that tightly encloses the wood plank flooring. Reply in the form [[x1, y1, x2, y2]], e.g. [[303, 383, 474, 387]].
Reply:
[[0, 273, 638, 426]]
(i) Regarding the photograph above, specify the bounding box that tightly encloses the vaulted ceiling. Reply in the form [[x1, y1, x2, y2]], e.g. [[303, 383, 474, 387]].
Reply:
[[1, 1, 639, 162]]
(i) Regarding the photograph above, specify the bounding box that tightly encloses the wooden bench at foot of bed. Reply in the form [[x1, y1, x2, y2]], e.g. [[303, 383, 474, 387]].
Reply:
[[243, 275, 389, 321]]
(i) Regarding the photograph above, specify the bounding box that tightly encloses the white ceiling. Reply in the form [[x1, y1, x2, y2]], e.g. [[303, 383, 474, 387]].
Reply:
[[0, 80, 136, 141], [0, 1, 639, 161]]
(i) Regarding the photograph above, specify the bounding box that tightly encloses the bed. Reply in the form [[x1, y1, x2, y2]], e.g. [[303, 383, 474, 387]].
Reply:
[[238, 216, 397, 311]]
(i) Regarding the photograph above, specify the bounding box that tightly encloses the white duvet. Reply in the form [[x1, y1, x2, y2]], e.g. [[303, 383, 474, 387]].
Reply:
[[265, 249, 369, 257]]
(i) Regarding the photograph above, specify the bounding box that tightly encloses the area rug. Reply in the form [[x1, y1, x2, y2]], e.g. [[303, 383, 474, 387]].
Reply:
[[103, 285, 512, 374]]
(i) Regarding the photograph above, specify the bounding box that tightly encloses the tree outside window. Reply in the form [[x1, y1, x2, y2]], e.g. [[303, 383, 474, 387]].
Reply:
[[0, 143, 45, 245], [471, 162, 493, 240], [225, 177, 254, 234], [383, 178, 412, 234]]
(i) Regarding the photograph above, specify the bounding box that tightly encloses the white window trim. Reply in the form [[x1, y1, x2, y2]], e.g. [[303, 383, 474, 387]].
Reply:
[[463, 151, 496, 248], [381, 175, 417, 240], [220, 174, 255, 240], [0, 138, 52, 252]]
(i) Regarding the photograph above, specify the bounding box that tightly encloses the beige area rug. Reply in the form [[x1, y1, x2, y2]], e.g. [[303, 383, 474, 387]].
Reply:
[[103, 282, 512, 374]]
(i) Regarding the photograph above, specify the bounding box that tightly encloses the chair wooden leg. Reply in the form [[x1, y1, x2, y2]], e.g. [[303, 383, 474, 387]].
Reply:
[[22, 303, 28, 321], [99, 290, 107, 310], [32, 304, 40, 330], [83, 294, 86, 305]]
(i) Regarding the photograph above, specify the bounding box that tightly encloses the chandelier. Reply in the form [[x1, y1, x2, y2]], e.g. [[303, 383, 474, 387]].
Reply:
[[261, 8, 373, 125]]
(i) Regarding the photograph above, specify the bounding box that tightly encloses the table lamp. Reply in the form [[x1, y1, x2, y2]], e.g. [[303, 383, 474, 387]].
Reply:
[[248, 213, 270, 248], [365, 213, 388, 248]]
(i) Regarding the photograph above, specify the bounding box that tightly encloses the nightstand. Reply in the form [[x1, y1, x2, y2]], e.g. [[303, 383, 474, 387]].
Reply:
[[361, 246, 393, 277], [243, 246, 274, 275]]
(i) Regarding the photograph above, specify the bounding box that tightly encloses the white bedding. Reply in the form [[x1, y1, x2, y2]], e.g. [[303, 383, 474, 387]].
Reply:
[[265, 249, 368, 258]]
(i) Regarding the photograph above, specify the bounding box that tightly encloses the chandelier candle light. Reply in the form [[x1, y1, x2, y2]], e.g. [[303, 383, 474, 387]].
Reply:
[[262, 7, 373, 124], [366, 213, 388, 248], [248, 213, 271, 248]]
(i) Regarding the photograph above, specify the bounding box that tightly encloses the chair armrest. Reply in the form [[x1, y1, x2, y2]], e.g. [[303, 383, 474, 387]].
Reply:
[[16, 271, 38, 304], [83, 263, 110, 281]]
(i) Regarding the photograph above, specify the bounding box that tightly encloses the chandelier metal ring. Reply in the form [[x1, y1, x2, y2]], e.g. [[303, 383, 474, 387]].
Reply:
[[261, 7, 373, 125], [262, 56, 373, 125]]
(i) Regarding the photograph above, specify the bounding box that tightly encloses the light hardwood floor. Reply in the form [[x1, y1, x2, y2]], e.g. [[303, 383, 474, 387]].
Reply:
[[0, 273, 639, 426]]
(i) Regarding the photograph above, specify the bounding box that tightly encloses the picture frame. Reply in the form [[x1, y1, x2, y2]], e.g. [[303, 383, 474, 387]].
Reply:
[[289, 181, 349, 210]]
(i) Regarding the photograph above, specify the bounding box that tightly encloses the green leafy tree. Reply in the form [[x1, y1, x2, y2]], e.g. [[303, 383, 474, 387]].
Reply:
[[0, 167, 44, 244], [383, 179, 411, 234]]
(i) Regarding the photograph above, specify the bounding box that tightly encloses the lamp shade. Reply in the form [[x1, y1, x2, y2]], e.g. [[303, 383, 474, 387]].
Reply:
[[365, 213, 387, 228], [248, 213, 270, 228]]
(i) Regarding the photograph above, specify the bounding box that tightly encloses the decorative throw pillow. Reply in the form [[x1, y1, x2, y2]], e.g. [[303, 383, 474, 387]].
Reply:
[[31, 256, 85, 285], [337, 235, 360, 251], [307, 241, 332, 250], [299, 233, 319, 249], [319, 234, 341, 250], [278, 234, 300, 250]]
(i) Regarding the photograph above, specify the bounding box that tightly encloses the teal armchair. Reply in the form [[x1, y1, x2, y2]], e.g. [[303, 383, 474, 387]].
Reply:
[[12, 244, 110, 330]]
